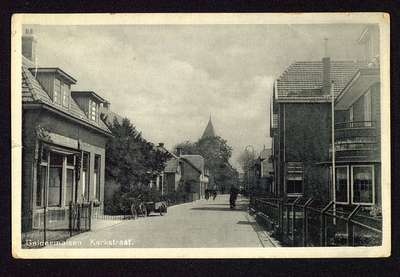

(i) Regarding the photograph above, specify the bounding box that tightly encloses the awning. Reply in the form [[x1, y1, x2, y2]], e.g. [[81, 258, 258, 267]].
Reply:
[[43, 143, 81, 155]]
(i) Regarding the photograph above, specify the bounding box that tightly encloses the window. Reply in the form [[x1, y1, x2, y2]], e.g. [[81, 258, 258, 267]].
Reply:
[[331, 165, 374, 205], [94, 155, 101, 200], [349, 106, 354, 127], [36, 165, 47, 207], [286, 162, 302, 194], [334, 166, 349, 204], [90, 100, 99, 122], [62, 82, 69, 108], [352, 166, 374, 204], [54, 78, 61, 104], [45, 152, 76, 207], [272, 113, 278, 129], [364, 89, 372, 126], [82, 152, 90, 202], [48, 153, 63, 206]]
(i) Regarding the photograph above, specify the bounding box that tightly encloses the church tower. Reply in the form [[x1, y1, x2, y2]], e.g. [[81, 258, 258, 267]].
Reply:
[[201, 116, 216, 139]]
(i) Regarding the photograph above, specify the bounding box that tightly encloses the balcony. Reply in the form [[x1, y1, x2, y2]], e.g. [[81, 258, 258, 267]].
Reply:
[[330, 121, 379, 160]]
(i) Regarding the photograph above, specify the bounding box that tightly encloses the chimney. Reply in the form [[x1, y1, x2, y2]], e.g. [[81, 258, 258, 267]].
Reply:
[[322, 57, 331, 95], [177, 148, 181, 157], [103, 101, 111, 110], [22, 29, 37, 62], [158, 143, 164, 147]]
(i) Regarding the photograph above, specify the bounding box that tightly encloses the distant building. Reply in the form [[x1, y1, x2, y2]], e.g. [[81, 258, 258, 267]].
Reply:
[[163, 152, 183, 194], [99, 100, 124, 127], [201, 116, 216, 139]]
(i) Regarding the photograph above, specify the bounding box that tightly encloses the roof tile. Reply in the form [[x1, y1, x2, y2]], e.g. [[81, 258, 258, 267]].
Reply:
[[277, 61, 367, 98], [22, 65, 111, 134]]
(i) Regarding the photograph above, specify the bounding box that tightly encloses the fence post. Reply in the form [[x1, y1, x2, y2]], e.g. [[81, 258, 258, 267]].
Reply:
[[303, 198, 313, 247], [292, 197, 302, 246], [347, 205, 361, 246], [320, 201, 334, 246], [278, 197, 285, 236], [69, 201, 72, 237], [89, 201, 92, 230]]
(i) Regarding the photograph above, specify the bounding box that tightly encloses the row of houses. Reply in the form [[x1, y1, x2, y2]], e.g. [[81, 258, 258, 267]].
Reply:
[[268, 25, 381, 210], [21, 29, 210, 231]]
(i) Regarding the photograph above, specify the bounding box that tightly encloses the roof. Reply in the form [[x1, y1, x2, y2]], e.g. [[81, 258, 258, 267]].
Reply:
[[201, 116, 216, 139], [72, 91, 106, 103], [99, 106, 125, 127], [276, 61, 366, 99], [181, 155, 204, 173], [180, 155, 203, 175], [164, 157, 180, 173], [22, 64, 112, 135]]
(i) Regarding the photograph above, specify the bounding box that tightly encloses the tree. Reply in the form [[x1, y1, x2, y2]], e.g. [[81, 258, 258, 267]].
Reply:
[[105, 117, 171, 192], [236, 150, 258, 174], [174, 136, 235, 188]]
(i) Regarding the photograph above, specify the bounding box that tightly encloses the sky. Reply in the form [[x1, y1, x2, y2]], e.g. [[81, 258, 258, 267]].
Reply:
[[22, 20, 368, 172]]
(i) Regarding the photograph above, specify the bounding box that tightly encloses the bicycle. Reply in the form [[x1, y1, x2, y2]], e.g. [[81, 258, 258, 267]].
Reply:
[[130, 198, 147, 220]]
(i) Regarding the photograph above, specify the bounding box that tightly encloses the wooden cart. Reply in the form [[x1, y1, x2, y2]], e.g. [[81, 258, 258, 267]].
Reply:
[[145, 201, 168, 216]]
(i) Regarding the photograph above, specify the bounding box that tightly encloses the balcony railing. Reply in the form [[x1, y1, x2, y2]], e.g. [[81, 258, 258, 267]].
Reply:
[[331, 121, 379, 160], [335, 120, 376, 129]]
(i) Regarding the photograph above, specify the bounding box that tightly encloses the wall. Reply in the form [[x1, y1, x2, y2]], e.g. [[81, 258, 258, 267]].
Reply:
[[284, 102, 331, 163], [277, 102, 332, 197], [22, 108, 108, 230]]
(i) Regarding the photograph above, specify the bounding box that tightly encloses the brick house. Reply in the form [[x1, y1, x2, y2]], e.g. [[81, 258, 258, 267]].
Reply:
[[163, 152, 183, 195], [21, 29, 112, 231], [328, 25, 381, 207], [181, 154, 210, 199], [270, 57, 366, 199]]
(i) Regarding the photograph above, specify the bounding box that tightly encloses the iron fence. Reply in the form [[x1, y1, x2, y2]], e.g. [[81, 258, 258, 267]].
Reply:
[[21, 202, 92, 248], [250, 196, 382, 247]]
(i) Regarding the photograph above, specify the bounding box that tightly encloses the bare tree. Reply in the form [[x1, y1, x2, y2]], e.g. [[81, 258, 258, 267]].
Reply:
[[236, 150, 258, 173]]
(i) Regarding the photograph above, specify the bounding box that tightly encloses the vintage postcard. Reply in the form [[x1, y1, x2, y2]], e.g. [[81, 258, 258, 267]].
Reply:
[[11, 13, 390, 258]]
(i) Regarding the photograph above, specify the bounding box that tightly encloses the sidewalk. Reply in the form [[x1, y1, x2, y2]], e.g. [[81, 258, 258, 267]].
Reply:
[[90, 219, 125, 231]]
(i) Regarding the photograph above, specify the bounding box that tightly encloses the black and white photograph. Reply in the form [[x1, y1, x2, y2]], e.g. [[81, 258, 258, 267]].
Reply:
[[11, 13, 390, 258]]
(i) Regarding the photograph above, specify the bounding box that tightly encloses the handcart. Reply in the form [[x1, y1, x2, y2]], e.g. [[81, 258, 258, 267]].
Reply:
[[144, 201, 168, 216]]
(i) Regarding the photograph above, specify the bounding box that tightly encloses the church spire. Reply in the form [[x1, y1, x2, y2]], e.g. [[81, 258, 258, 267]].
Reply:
[[201, 116, 216, 139]]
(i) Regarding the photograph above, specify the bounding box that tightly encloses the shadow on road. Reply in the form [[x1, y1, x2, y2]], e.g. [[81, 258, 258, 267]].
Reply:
[[190, 207, 244, 212], [236, 221, 256, 225]]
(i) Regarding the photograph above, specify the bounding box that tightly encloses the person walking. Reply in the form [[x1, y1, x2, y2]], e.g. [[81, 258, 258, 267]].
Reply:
[[212, 189, 217, 201], [229, 185, 239, 209], [205, 189, 210, 200]]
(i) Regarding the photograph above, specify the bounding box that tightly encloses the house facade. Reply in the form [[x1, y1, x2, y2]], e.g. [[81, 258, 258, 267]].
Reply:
[[270, 57, 366, 199], [179, 152, 209, 200], [163, 152, 183, 195], [328, 25, 381, 207], [21, 29, 112, 231], [270, 24, 381, 209]]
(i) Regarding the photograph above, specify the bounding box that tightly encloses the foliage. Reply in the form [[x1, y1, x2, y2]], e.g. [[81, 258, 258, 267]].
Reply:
[[236, 150, 258, 174], [177, 176, 198, 194], [174, 136, 236, 188], [35, 125, 52, 142], [104, 185, 165, 215], [105, 117, 172, 192]]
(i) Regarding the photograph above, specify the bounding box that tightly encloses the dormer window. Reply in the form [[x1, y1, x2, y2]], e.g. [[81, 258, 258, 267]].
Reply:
[[90, 99, 99, 122], [29, 68, 76, 109], [71, 91, 105, 123], [62, 81, 69, 108], [54, 78, 69, 108], [54, 78, 61, 104]]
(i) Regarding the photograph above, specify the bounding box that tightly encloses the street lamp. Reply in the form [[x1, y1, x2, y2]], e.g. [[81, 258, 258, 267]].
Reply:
[[245, 145, 255, 191]]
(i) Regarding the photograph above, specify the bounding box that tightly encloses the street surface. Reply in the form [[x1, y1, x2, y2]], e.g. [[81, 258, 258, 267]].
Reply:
[[45, 194, 279, 248]]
